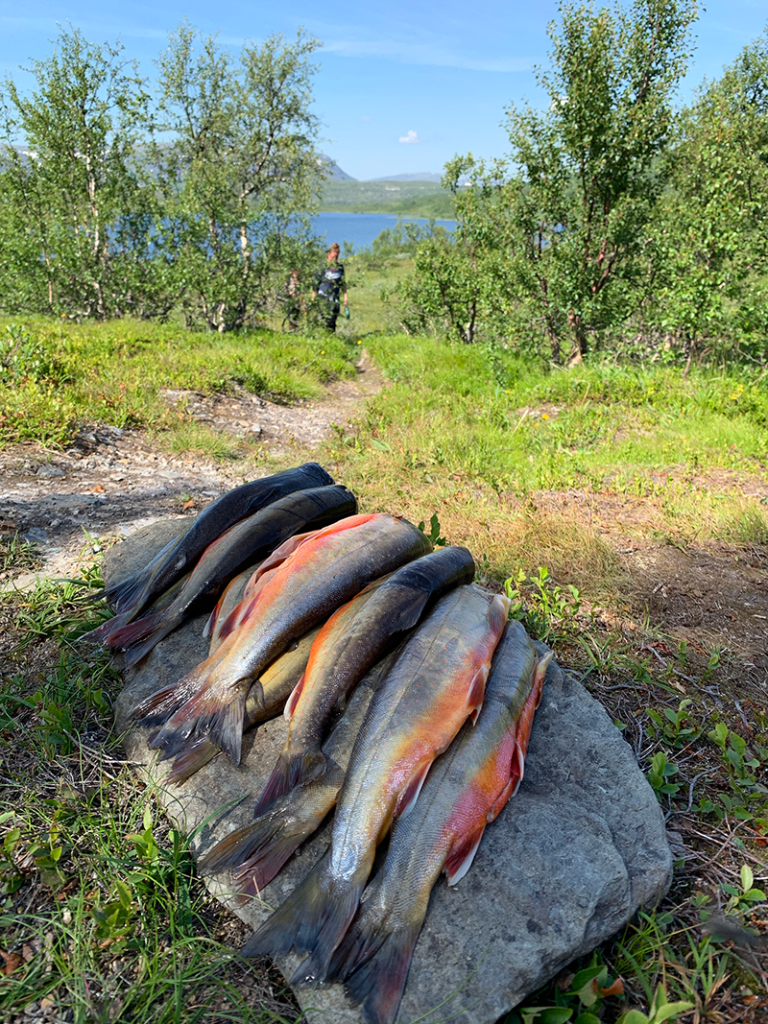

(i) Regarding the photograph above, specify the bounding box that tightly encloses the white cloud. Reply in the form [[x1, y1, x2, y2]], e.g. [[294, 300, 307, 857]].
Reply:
[[399, 129, 419, 144]]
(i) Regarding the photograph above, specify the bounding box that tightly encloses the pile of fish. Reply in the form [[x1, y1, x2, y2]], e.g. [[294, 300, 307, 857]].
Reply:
[[90, 462, 552, 1024]]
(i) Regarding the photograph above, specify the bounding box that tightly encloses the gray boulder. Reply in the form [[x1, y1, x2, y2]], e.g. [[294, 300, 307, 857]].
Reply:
[[106, 521, 672, 1024]]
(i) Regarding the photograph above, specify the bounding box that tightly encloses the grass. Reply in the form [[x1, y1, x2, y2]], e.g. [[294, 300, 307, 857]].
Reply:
[[0, 318, 360, 450], [2, 289, 768, 1022], [0, 557, 297, 1024], [322, 333, 768, 579]]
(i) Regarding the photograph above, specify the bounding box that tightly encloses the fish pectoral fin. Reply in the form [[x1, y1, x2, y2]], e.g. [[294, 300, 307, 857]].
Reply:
[[202, 606, 216, 639], [444, 824, 486, 886], [466, 664, 488, 716], [487, 593, 512, 633], [284, 673, 307, 721], [533, 650, 554, 697], [487, 761, 523, 823], [395, 760, 433, 819]]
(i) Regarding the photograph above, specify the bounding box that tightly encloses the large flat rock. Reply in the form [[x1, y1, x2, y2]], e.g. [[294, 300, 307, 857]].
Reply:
[[106, 521, 673, 1024]]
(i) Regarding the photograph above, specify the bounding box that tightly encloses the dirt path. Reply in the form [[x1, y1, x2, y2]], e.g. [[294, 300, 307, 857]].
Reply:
[[0, 356, 382, 585]]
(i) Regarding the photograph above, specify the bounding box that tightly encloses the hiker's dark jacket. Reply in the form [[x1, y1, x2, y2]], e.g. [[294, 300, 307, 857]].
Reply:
[[314, 261, 345, 310]]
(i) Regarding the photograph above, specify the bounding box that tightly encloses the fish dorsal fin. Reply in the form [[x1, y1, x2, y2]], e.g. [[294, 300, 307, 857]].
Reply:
[[395, 760, 432, 819], [284, 674, 306, 721], [444, 825, 486, 886]]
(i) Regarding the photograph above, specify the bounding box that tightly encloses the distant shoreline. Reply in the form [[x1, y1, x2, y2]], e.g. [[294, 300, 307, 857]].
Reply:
[[319, 179, 454, 219]]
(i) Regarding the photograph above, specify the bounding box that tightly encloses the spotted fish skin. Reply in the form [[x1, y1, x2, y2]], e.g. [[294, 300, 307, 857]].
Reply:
[[131, 513, 431, 767], [241, 584, 510, 980], [324, 620, 552, 1024]]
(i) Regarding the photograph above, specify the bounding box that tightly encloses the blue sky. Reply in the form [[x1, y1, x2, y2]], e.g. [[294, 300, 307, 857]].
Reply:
[[1, 1, 765, 180]]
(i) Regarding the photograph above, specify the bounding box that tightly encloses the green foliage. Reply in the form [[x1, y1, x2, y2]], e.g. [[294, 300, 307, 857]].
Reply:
[[397, 157, 521, 343], [505, 567, 582, 642], [646, 699, 700, 747], [0, 23, 326, 330], [399, 0, 699, 358], [0, 27, 156, 319], [505, 0, 697, 362], [417, 512, 447, 547], [153, 23, 325, 331], [505, 954, 624, 1024], [718, 863, 767, 913], [647, 27, 768, 359], [647, 751, 681, 798], [615, 986, 693, 1024]]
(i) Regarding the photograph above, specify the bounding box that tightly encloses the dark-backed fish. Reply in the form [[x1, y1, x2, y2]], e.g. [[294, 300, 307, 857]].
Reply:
[[107, 485, 356, 666], [90, 462, 334, 639]]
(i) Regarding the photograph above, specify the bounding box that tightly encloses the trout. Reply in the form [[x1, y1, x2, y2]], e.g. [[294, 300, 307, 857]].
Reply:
[[161, 626, 322, 785], [108, 485, 356, 666], [90, 462, 334, 640], [204, 568, 253, 655], [131, 513, 431, 766], [326, 621, 552, 1024], [242, 584, 510, 977], [200, 646, 403, 894], [254, 546, 476, 815]]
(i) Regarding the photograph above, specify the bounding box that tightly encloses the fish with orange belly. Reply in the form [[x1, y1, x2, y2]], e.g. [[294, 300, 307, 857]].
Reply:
[[324, 619, 552, 1024], [242, 583, 510, 979], [131, 513, 431, 767]]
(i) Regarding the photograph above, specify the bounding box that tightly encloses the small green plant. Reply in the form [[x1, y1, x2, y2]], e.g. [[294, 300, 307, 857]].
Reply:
[[0, 812, 25, 896], [647, 752, 682, 799], [0, 531, 41, 576], [0, 324, 61, 384], [506, 954, 624, 1023], [505, 567, 581, 642], [646, 699, 700, 748], [698, 721, 768, 822], [417, 512, 447, 547], [719, 864, 766, 914], [616, 984, 693, 1024]]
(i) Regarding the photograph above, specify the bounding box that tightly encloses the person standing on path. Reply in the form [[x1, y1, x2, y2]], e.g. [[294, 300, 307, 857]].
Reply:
[[312, 242, 348, 332]]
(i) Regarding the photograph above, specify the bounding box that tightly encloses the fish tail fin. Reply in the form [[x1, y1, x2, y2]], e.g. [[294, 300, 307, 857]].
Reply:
[[242, 851, 364, 976], [106, 609, 164, 651], [163, 737, 218, 785], [330, 909, 422, 1024], [203, 812, 304, 893], [252, 747, 328, 816], [78, 607, 133, 644], [147, 677, 247, 765], [102, 572, 145, 613]]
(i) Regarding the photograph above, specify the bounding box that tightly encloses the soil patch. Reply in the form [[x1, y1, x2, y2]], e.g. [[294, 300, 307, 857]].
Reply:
[[0, 357, 382, 584]]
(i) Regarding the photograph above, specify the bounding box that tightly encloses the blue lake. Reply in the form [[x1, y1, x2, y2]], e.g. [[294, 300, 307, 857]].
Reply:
[[312, 211, 456, 252]]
